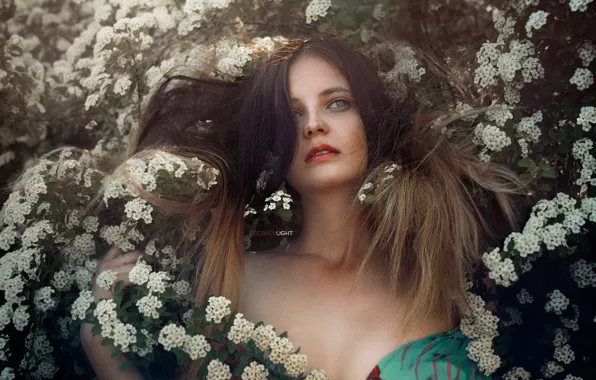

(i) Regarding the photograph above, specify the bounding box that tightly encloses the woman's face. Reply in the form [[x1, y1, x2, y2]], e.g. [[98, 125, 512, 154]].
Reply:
[[285, 54, 368, 195]]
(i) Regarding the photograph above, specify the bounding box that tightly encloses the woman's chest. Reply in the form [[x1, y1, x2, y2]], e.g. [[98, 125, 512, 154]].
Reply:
[[238, 255, 405, 379]]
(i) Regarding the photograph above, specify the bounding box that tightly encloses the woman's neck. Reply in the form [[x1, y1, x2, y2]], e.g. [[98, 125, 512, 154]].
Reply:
[[287, 186, 371, 269]]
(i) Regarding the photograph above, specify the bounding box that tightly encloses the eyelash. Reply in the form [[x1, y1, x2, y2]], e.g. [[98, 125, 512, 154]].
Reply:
[[293, 98, 350, 118]]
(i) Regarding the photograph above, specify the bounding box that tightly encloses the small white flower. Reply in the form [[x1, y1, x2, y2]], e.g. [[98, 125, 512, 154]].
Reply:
[[173, 280, 191, 296], [525, 11, 549, 37], [284, 353, 308, 377], [252, 324, 277, 352], [570, 68, 594, 91], [545, 289, 570, 315], [305, 369, 330, 380], [206, 360, 232, 380], [241, 361, 269, 380], [305, 0, 332, 24], [183, 334, 210, 360], [146, 271, 170, 294], [268, 336, 295, 364], [158, 324, 186, 351], [205, 296, 231, 323], [96, 269, 117, 290], [137, 294, 163, 319], [227, 313, 255, 344], [128, 259, 152, 285]]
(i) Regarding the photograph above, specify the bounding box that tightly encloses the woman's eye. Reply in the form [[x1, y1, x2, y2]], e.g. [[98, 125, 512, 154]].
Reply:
[[293, 110, 302, 118], [329, 99, 349, 109]]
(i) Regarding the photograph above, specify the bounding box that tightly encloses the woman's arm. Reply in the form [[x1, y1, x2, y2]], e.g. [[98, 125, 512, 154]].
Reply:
[[80, 323, 145, 380], [81, 246, 146, 380]]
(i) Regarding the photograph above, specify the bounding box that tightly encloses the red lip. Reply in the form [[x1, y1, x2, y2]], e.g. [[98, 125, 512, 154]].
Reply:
[[305, 144, 340, 162]]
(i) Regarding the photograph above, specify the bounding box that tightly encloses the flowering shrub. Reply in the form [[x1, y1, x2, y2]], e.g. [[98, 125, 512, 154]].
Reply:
[[0, 0, 595, 379], [0, 146, 327, 379]]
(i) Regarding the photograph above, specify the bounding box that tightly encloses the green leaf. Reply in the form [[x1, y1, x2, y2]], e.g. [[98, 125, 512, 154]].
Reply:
[[111, 347, 122, 358], [91, 324, 102, 336], [197, 360, 209, 378], [101, 337, 114, 347], [114, 280, 124, 295], [233, 364, 244, 376], [175, 350, 187, 365], [217, 350, 228, 362], [540, 165, 556, 179], [341, 29, 358, 38], [276, 208, 293, 221], [517, 157, 534, 168], [228, 340, 236, 353], [119, 361, 130, 372], [539, 183, 553, 192], [280, 331, 288, 339]]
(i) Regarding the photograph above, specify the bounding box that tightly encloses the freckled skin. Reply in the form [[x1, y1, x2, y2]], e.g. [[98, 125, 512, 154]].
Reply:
[[285, 55, 368, 194]]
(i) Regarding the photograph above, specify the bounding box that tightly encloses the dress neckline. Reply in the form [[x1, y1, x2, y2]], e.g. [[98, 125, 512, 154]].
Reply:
[[375, 327, 462, 369]]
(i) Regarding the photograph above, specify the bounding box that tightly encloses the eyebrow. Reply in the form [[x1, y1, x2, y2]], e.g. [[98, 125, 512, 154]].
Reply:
[[290, 87, 351, 102]]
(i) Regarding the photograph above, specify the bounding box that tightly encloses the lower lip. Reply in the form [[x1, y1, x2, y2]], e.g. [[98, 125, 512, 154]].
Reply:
[[306, 152, 339, 163]]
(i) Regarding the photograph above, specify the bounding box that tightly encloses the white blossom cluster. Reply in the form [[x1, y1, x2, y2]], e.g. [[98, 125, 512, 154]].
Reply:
[[525, 11, 549, 37], [554, 343, 575, 364], [569, 68, 594, 91], [241, 361, 269, 380], [0, 154, 111, 367], [482, 247, 518, 286], [357, 163, 401, 202], [516, 288, 534, 304], [514, 110, 543, 157], [305, 0, 332, 24], [96, 269, 117, 290], [545, 289, 570, 315], [569, 259, 596, 287], [227, 313, 255, 344], [492, 10, 517, 39], [205, 295, 232, 323], [263, 189, 293, 212], [484, 192, 594, 286], [577, 41, 596, 67], [474, 123, 512, 153], [576, 106, 596, 131], [268, 336, 295, 364], [244, 205, 257, 218], [206, 359, 232, 379], [460, 293, 501, 374], [541, 361, 564, 378], [571, 138, 596, 187], [475, 39, 544, 91], [503, 366, 531, 380], [367, 42, 426, 101], [569, 0, 594, 12], [214, 38, 253, 79]]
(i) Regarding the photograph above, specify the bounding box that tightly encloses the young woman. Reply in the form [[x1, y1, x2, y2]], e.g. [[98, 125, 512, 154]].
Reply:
[[81, 36, 529, 379]]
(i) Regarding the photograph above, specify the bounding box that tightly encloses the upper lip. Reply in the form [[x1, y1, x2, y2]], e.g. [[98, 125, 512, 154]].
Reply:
[[305, 144, 340, 162]]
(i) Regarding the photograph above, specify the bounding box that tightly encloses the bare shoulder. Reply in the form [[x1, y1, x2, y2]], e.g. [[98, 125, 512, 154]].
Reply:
[[239, 247, 287, 318]]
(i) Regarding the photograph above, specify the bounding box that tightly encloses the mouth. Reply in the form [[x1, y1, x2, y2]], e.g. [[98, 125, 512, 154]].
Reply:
[[305, 144, 340, 163]]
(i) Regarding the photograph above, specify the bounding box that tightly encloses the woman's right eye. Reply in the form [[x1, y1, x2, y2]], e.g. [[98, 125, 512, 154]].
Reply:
[[293, 110, 302, 118]]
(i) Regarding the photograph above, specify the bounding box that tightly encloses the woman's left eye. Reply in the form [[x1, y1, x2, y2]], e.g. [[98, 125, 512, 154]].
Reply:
[[329, 99, 349, 109]]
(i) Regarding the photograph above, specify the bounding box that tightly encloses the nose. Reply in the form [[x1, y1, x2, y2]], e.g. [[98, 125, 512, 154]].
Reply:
[[304, 118, 328, 137]]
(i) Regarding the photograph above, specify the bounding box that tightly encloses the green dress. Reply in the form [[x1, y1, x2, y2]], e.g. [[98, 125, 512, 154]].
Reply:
[[366, 327, 491, 380]]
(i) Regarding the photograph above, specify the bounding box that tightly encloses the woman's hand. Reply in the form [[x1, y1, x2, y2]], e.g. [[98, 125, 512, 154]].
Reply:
[[91, 245, 144, 303]]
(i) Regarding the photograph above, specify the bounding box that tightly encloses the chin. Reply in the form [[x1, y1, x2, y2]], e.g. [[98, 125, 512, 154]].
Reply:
[[293, 174, 362, 193]]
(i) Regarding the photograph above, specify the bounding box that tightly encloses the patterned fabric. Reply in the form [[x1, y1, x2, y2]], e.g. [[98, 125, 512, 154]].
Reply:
[[366, 327, 491, 380]]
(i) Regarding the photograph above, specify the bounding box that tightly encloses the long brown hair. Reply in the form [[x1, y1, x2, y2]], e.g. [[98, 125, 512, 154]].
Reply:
[[91, 35, 532, 378]]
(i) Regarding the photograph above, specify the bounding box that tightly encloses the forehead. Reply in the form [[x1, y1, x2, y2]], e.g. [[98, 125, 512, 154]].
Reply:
[[287, 55, 350, 96]]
